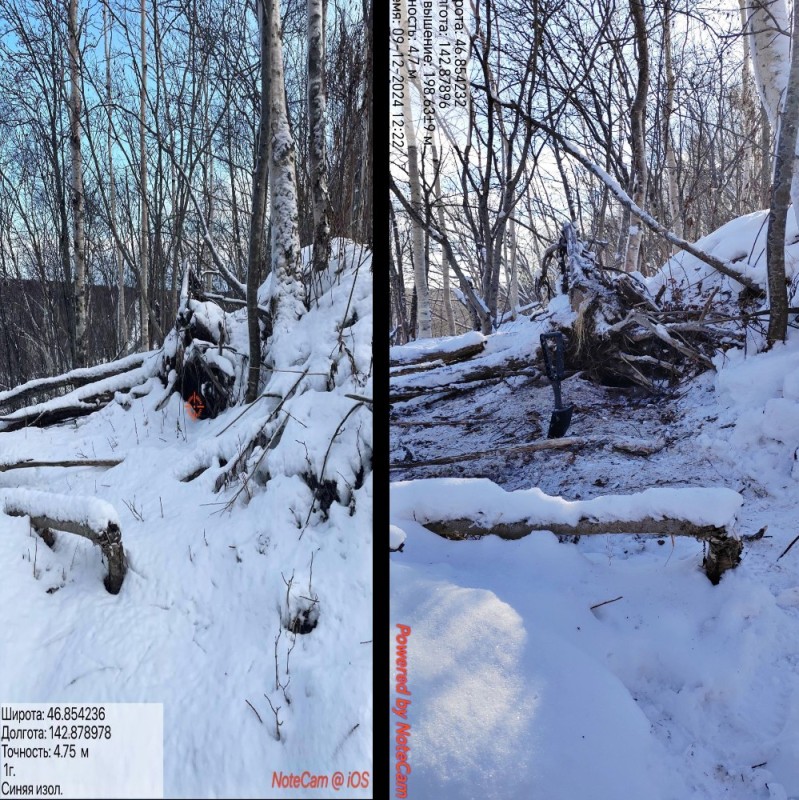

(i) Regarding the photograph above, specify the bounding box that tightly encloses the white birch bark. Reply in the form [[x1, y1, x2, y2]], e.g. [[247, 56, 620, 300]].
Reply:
[[624, 0, 649, 273], [747, 0, 790, 132], [268, 0, 306, 348], [743, 0, 799, 228], [308, 0, 331, 273]]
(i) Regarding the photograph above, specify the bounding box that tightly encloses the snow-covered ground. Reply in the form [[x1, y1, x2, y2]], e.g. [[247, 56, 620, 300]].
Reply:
[[390, 219, 799, 798], [0, 242, 372, 797]]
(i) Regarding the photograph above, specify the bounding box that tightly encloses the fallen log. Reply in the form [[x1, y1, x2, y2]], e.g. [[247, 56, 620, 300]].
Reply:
[[391, 480, 745, 583], [0, 352, 151, 413], [390, 340, 486, 369], [611, 438, 667, 456], [0, 459, 122, 472], [390, 359, 546, 403], [0, 368, 152, 432], [390, 332, 487, 368], [390, 436, 602, 470], [424, 518, 740, 584], [3, 489, 126, 594]]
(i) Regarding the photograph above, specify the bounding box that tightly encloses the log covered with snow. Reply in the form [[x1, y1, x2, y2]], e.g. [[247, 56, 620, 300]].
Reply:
[[390, 331, 487, 367], [0, 360, 156, 432], [391, 479, 745, 583], [2, 489, 126, 594], [0, 352, 151, 414]]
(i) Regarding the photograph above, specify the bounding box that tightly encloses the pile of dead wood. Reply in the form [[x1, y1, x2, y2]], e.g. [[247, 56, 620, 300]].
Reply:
[[545, 224, 752, 390]]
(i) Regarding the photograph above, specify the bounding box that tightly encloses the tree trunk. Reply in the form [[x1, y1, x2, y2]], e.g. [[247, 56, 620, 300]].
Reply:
[[624, 0, 649, 273], [104, 1, 125, 353], [508, 215, 519, 320], [268, 0, 306, 332], [308, 0, 331, 272], [398, 0, 432, 338], [68, 0, 87, 368], [431, 143, 455, 335], [766, 0, 799, 344], [139, 0, 150, 350], [662, 0, 681, 241], [246, 0, 272, 402]]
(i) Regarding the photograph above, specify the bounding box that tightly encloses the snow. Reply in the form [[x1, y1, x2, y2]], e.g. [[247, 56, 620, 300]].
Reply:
[[187, 300, 226, 341], [2, 488, 120, 531], [0, 355, 160, 429], [648, 208, 799, 306], [0, 242, 372, 797], [391, 479, 742, 530], [390, 258, 799, 797], [0, 352, 151, 410], [390, 331, 486, 364]]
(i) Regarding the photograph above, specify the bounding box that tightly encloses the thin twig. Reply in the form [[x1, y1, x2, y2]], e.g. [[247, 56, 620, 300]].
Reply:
[[245, 699, 263, 724], [777, 534, 799, 561], [590, 595, 623, 611]]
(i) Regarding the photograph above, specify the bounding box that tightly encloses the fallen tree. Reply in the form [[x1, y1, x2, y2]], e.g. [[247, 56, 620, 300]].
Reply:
[[391, 479, 745, 584], [545, 224, 747, 389], [0, 458, 122, 472], [0, 352, 151, 414], [423, 516, 740, 584], [2, 489, 126, 593]]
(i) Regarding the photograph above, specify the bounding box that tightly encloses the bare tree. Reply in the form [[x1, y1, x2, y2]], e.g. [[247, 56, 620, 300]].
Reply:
[[624, 0, 649, 272], [139, 0, 150, 349], [268, 0, 306, 329], [397, 0, 432, 338], [246, 0, 271, 402], [308, 0, 331, 272], [766, 0, 799, 343], [68, 0, 87, 366]]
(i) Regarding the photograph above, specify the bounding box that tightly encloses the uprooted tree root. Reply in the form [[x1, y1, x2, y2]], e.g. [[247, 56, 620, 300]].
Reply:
[[545, 224, 751, 390]]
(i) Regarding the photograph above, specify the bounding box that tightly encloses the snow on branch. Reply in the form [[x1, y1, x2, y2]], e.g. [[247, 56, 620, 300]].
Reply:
[[392, 479, 745, 583], [2, 489, 126, 593], [488, 99, 766, 296], [0, 365, 156, 432], [0, 352, 152, 413]]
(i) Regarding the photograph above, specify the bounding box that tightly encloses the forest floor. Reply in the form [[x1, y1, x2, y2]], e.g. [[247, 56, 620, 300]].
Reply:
[[390, 317, 799, 800], [0, 244, 373, 798]]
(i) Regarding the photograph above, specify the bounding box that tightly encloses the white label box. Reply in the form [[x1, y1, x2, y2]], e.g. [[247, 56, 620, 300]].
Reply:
[[1, 703, 163, 799]]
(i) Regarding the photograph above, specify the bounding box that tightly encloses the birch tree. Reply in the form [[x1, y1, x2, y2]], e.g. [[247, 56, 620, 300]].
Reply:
[[267, 0, 306, 338], [624, 0, 649, 272], [766, 0, 799, 343], [68, 0, 87, 367], [397, 0, 432, 339], [246, 0, 271, 402], [308, 0, 331, 273]]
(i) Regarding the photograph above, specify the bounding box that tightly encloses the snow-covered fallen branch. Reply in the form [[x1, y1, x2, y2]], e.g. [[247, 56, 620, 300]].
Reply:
[[0, 352, 152, 413], [2, 489, 126, 593], [0, 458, 122, 472], [0, 366, 155, 432], [492, 101, 765, 296], [392, 479, 745, 583], [390, 331, 487, 367]]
